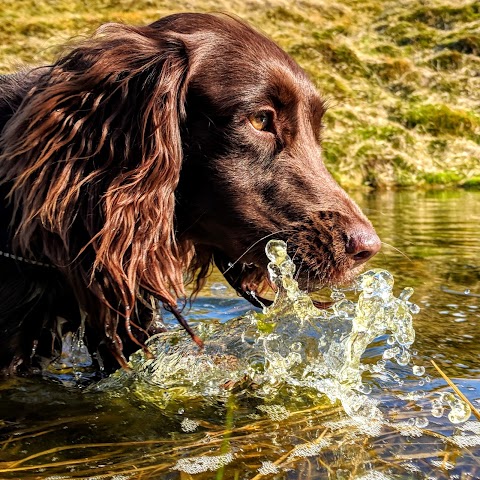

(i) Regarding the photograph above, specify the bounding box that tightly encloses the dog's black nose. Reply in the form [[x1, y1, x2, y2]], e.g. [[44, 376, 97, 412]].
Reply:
[[346, 229, 381, 266]]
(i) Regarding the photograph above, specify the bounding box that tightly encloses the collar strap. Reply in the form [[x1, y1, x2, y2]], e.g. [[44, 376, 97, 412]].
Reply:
[[0, 250, 52, 268]]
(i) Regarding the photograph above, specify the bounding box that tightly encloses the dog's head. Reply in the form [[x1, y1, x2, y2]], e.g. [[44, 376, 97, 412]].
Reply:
[[166, 14, 381, 300], [0, 13, 380, 365]]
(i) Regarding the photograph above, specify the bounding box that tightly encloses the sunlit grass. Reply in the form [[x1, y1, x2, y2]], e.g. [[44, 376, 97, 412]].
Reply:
[[1, 0, 479, 188]]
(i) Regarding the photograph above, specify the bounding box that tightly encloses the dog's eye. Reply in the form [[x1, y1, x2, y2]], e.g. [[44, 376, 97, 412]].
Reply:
[[249, 111, 272, 132]]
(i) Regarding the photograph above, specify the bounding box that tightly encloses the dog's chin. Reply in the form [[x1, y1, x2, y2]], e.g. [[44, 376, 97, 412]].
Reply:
[[214, 249, 365, 310], [236, 263, 363, 311]]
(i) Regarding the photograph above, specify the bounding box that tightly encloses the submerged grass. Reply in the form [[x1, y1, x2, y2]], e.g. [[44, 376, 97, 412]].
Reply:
[[0, 401, 479, 479], [0, 0, 479, 188]]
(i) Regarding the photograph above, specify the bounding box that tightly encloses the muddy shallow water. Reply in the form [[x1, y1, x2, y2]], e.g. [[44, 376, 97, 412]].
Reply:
[[0, 189, 478, 479]]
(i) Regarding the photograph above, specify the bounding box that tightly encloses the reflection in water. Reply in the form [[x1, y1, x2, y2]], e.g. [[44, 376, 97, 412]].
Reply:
[[359, 189, 480, 377]]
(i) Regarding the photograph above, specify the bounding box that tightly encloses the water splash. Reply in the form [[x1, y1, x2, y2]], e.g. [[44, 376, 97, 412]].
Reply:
[[431, 391, 471, 423], [97, 240, 470, 423], [44, 314, 94, 383]]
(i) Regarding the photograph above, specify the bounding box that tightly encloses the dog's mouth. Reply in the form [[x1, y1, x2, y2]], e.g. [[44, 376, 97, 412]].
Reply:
[[213, 249, 346, 310], [213, 250, 271, 308], [211, 217, 381, 310]]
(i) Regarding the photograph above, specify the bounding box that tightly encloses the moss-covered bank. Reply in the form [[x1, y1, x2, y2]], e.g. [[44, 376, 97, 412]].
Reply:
[[1, 0, 479, 189]]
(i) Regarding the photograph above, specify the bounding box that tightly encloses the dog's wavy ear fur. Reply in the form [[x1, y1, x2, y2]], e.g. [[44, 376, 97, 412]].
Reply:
[[0, 23, 193, 365]]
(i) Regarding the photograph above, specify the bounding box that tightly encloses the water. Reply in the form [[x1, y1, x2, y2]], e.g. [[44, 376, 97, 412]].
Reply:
[[0, 189, 478, 479], [99, 242, 422, 419], [361, 189, 480, 378]]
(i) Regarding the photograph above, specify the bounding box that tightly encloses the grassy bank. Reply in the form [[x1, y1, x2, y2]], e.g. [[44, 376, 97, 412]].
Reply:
[[1, 0, 479, 188]]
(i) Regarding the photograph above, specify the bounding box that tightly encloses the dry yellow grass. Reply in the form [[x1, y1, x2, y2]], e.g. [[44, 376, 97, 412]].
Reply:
[[1, 0, 479, 188]]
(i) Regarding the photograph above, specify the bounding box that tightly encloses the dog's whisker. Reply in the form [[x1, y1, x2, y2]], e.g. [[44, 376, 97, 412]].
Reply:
[[290, 245, 301, 263], [177, 210, 208, 237], [294, 258, 304, 281], [380, 241, 411, 261], [221, 229, 294, 275]]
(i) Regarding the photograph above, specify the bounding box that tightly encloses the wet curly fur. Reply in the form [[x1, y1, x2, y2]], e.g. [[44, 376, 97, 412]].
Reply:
[[0, 13, 380, 374]]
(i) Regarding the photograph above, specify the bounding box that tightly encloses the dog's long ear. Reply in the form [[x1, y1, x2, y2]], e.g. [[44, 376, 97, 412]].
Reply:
[[0, 23, 193, 358]]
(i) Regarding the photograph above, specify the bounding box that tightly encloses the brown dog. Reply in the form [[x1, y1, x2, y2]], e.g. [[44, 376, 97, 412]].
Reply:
[[0, 13, 380, 373]]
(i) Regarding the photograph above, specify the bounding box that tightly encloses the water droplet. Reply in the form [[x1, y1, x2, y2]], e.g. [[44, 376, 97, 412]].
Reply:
[[399, 287, 413, 301], [291, 342, 302, 352], [412, 365, 425, 376], [383, 347, 397, 360], [409, 303, 420, 314], [431, 398, 444, 418], [358, 383, 372, 395], [415, 417, 429, 428], [445, 394, 471, 424], [265, 239, 288, 263], [448, 404, 471, 424], [431, 407, 444, 418]]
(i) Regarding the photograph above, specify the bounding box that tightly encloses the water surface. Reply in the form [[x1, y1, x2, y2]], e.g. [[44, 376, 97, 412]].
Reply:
[[360, 189, 480, 377], [0, 189, 478, 479]]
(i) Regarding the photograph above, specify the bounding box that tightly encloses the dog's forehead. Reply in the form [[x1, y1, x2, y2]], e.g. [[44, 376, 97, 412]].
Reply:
[[178, 14, 301, 72], [174, 13, 326, 119], [266, 64, 324, 108], [217, 21, 325, 111]]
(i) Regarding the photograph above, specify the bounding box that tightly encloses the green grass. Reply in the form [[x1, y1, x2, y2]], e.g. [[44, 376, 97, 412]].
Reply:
[[1, 0, 479, 189], [423, 171, 463, 185], [392, 103, 480, 139], [462, 176, 480, 188]]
